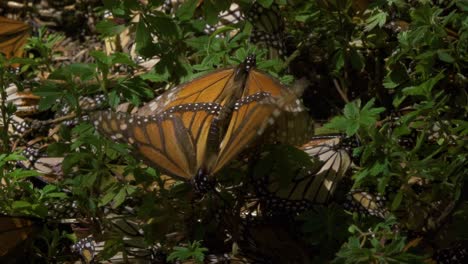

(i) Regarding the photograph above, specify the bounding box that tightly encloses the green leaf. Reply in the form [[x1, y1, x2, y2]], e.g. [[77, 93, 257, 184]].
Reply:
[[126, 185, 138, 195], [167, 241, 208, 263], [325, 99, 383, 136], [112, 187, 127, 208], [2, 153, 26, 162], [91, 50, 112, 66], [108, 90, 120, 108], [12, 200, 32, 209], [343, 100, 360, 119], [185, 36, 210, 50], [135, 20, 152, 55], [34, 81, 62, 97], [62, 153, 93, 174], [365, 10, 387, 31], [38, 95, 59, 111], [332, 49, 345, 72], [402, 72, 444, 98], [139, 72, 169, 82], [45, 192, 68, 199], [201, 0, 219, 25], [147, 15, 180, 40], [391, 190, 403, 210], [176, 0, 198, 21], [325, 116, 353, 133], [257, 0, 274, 7], [67, 63, 97, 81], [96, 20, 126, 37], [46, 142, 69, 156], [437, 50, 455, 63], [383, 67, 408, 89], [100, 187, 118, 206], [349, 49, 365, 71], [112, 52, 136, 66], [10, 169, 40, 179]]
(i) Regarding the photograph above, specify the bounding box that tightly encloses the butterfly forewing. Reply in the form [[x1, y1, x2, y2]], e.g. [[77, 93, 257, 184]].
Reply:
[[137, 68, 241, 116]]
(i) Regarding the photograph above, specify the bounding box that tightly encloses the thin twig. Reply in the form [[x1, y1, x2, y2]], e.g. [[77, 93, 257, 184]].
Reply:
[[333, 79, 349, 103]]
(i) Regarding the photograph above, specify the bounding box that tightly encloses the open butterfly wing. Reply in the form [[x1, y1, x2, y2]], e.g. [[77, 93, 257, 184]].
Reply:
[[137, 56, 259, 118], [93, 103, 219, 180], [0, 16, 30, 59], [95, 55, 311, 181], [212, 71, 308, 174], [248, 71, 312, 144], [212, 93, 276, 173], [137, 68, 241, 116]]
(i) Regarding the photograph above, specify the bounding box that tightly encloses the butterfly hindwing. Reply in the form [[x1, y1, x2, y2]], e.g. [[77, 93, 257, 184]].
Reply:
[[0, 16, 30, 59], [93, 102, 222, 180], [252, 135, 354, 214]]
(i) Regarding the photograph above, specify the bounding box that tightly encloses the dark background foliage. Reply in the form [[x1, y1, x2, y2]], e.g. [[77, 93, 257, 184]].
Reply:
[[0, 0, 467, 263]]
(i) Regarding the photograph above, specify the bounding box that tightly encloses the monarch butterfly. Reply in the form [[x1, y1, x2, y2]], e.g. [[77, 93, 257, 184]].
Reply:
[[251, 134, 354, 214], [1, 84, 40, 117], [0, 215, 37, 260], [71, 236, 96, 264], [203, 3, 242, 35], [72, 218, 165, 263], [343, 189, 388, 218], [92, 55, 311, 187], [0, 16, 30, 60], [245, 3, 287, 58]]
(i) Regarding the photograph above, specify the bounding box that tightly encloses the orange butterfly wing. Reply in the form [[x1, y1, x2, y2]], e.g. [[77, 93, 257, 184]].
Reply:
[[0, 16, 30, 59], [93, 102, 219, 180], [137, 68, 241, 116], [95, 55, 311, 180], [212, 70, 311, 174], [137, 56, 259, 118]]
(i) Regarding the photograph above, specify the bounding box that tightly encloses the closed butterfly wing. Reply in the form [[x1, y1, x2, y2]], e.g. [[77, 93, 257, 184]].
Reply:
[[300, 136, 352, 204], [245, 3, 287, 58], [344, 189, 388, 218], [252, 135, 353, 214], [0, 16, 30, 59]]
